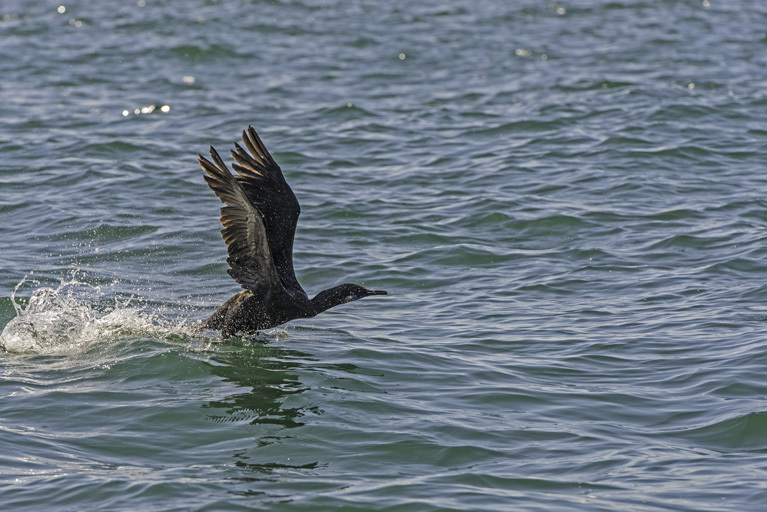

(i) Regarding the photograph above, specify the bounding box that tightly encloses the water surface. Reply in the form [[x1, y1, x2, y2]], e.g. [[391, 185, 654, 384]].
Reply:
[[3, 1, 767, 510]]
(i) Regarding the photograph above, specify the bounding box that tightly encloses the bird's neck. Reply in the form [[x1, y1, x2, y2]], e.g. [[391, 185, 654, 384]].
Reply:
[[308, 286, 352, 316]]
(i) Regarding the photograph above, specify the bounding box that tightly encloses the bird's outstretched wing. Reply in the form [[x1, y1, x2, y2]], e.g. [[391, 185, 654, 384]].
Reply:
[[228, 127, 303, 295], [199, 147, 281, 291]]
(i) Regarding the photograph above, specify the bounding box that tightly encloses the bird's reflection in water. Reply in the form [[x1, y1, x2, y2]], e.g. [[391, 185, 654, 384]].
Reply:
[[200, 336, 321, 473], [203, 339, 311, 427]]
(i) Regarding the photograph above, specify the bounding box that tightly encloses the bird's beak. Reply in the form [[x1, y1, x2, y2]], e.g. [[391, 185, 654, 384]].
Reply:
[[368, 289, 387, 296]]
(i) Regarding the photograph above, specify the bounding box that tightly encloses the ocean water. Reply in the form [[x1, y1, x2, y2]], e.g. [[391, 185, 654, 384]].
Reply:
[[3, 0, 767, 510]]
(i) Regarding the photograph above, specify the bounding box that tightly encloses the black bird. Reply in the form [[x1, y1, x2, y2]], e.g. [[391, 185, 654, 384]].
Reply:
[[199, 126, 387, 338]]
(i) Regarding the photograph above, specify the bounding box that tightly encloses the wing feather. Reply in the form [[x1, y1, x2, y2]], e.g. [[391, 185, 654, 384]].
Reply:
[[199, 147, 281, 292], [227, 127, 303, 295]]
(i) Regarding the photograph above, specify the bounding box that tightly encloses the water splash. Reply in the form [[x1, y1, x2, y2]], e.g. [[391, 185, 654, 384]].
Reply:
[[1, 273, 200, 354]]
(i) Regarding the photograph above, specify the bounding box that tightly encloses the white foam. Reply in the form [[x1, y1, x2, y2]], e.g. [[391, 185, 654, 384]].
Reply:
[[1, 274, 203, 354]]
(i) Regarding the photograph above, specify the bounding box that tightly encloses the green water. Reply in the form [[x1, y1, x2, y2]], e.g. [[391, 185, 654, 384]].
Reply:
[[3, 1, 767, 510]]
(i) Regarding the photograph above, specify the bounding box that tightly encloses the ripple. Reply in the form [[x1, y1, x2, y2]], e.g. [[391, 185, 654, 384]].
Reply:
[[669, 411, 767, 451]]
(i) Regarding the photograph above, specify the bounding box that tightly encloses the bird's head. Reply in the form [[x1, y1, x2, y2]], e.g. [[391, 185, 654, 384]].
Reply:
[[310, 283, 388, 315], [340, 284, 388, 303]]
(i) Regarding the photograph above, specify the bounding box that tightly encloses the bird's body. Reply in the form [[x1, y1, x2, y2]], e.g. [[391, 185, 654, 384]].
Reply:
[[199, 126, 386, 338]]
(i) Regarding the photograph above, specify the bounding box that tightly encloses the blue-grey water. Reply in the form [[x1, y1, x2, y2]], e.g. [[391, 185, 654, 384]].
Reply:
[[3, 1, 767, 510]]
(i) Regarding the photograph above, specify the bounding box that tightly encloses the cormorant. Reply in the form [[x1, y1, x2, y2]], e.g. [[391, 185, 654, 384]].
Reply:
[[199, 126, 387, 338]]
